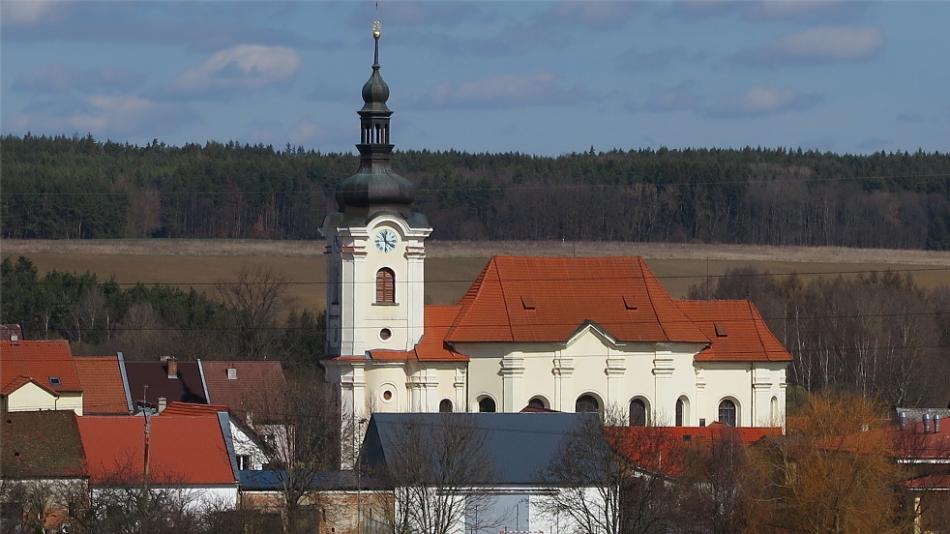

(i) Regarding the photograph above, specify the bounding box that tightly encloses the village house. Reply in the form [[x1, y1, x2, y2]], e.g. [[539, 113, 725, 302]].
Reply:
[[319, 24, 793, 449], [161, 401, 272, 471], [0, 410, 88, 532], [361, 412, 602, 534], [1, 339, 84, 415], [74, 353, 134, 415], [77, 413, 240, 510]]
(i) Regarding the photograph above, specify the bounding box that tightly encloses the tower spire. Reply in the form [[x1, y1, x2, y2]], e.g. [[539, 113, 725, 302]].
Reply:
[[334, 18, 416, 213]]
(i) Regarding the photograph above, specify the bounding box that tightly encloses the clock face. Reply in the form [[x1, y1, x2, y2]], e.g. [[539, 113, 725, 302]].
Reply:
[[374, 229, 398, 253]]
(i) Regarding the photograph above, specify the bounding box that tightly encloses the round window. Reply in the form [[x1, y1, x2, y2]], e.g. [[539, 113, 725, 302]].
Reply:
[[379, 328, 392, 340], [383, 390, 393, 401]]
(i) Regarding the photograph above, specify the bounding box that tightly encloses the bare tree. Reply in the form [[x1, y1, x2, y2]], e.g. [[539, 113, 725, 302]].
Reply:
[[216, 266, 290, 360], [261, 370, 342, 534], [537, 411, 685, 534], [370, 415, 496, 534]]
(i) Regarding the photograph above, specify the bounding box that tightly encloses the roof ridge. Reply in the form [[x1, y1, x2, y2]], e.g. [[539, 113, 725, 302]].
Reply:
[[494, 258, 515, 342], [638, 257, 672, 342], [448, 257, 497, 339]]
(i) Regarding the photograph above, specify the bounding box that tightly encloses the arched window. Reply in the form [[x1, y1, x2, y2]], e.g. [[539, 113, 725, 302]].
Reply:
[[675, 397, 689, 427], [375, 268, 395, 303], [478, 396, 496, 413], [719, 399, 738, 427], [527, 397, 547, 410], [630, 398, 648, 427], [439, 399, 453, 413], [575, 394, 600, 413], [770, 396, 779, 425]]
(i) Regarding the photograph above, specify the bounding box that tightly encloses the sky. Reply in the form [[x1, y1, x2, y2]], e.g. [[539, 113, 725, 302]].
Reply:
[[2, 0, 949, 155]]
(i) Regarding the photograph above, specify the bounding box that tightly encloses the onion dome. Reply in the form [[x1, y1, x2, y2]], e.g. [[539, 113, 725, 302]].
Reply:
[[336, 20, 416, 212]]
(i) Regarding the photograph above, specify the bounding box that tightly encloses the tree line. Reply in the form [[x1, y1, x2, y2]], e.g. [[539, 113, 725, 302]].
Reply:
[[689, 268, 950, 408], [0, 256, 324, 369], [3, 134, 949, 249]]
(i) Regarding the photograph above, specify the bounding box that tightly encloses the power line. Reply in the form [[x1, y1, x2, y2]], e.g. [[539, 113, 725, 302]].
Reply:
[[90, 265, 950, 287]]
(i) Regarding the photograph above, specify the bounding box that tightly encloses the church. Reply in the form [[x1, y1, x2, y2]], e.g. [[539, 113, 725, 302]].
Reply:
[[320, 23, 792, 433]]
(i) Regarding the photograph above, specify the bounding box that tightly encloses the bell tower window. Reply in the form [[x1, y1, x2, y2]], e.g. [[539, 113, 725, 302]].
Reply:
[[375, 268, 395, 303]]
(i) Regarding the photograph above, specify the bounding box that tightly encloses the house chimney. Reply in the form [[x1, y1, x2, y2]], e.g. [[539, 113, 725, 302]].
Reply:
[[158, 397, 167, 413], [9, 334, 18, 344], [922, 413, 932, 433], [898, 412, 909, 430], [166, 356, 178, 379], [934, 415, 942, 433]]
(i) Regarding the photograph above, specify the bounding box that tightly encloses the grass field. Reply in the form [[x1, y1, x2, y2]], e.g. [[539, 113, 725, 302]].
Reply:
[[3, 239, 948, 312]]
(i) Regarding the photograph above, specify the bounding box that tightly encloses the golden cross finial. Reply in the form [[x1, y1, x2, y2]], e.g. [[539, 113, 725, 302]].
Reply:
[[372, 19, 382, 40]]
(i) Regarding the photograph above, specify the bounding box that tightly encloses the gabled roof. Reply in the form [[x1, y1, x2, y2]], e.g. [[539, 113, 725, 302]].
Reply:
[[77, 415, 237, 486], [0, 340, 83, 394], [239, 469, 389, 491], [201, 360, 286, 421], [444, 256, 708, 344], [123, 360, 207, 409], [75, 355, 132, 414], [362, 412, 596, 485], [1, 410, 87, 479], [366, 306, 469, 362], [1, 375, 60, 397], [676, 300, 794, 362]]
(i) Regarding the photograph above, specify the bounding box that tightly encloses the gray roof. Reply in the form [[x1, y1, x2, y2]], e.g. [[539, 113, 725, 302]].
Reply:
[[239, 469, 387, 491], [362, 412, 596, 486]]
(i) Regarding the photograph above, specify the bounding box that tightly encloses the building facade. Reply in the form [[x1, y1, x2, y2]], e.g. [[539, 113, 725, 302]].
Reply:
[[321, 26, 792, 438]]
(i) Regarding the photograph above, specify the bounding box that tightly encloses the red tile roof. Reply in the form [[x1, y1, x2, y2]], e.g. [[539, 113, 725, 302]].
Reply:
[[77, 415, 237, 486], [676, 300, 794, 362], [608, 425, 781, 477], [74, 355, 131, 414], [0, 340, 83, 394], [445, 256, 708, 344], [201, 361, 286, 422], [367, 305, 470, 362], [160, 401, 230, 416]]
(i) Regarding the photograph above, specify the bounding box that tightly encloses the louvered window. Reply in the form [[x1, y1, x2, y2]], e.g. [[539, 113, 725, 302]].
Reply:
[[376, 268, 395, 303]]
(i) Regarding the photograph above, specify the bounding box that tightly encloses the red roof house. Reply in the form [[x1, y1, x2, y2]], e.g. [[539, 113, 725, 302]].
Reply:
[[1, 340, 84, 415], [77, 415, 238, 487]]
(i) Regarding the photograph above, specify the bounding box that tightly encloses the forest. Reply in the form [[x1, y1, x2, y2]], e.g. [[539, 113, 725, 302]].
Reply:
[[3, 134, 949, 249]]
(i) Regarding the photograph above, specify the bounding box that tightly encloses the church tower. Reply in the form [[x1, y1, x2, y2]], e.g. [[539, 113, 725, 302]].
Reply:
[[322, 21, 431, 358]]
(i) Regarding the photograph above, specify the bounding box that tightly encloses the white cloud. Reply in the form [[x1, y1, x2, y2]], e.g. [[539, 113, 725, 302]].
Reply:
[[425, 72, 583, 109], [1, 0, 57, 26], [246, 117, 348, 149], [706, 86, 821, 118], [172, 44, 301, 96], [8, 95, 190, 138], [736, 26, 884, 67]]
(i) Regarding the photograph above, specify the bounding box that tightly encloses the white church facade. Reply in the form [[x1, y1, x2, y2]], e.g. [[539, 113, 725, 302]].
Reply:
[[320, 26, 792, 434]]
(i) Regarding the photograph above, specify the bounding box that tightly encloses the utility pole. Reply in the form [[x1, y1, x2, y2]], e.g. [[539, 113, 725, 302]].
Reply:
[[142, 385, 150, 491]]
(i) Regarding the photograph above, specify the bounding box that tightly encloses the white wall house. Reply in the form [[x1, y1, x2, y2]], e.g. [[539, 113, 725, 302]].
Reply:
[[320, 27, 793, 446]]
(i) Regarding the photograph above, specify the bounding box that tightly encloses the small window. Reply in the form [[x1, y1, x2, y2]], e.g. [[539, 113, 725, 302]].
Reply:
[[575, 394, 600, 413], [382, 390, 393, 401], [521, 296, 536, 310], [237, 454, 251, 470], [379, 328, 392, 341], [622, 296, 638, 310], [675, 397, 688, 427], [719, 399, 738, 427], [48, 376, 61, 386], [227, 368, 237, 380], [714, 322, 728, 337], [630, 398, 648, 426], [439, 399, 453, 413], [375, 268, 395, 303], [478, 397, 496, 413]]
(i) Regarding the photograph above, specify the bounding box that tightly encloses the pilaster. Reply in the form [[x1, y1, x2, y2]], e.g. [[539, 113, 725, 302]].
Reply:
[[500, 355, 525, 412], [605, 356, 626, 408], [552, 356, 574, 412]]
